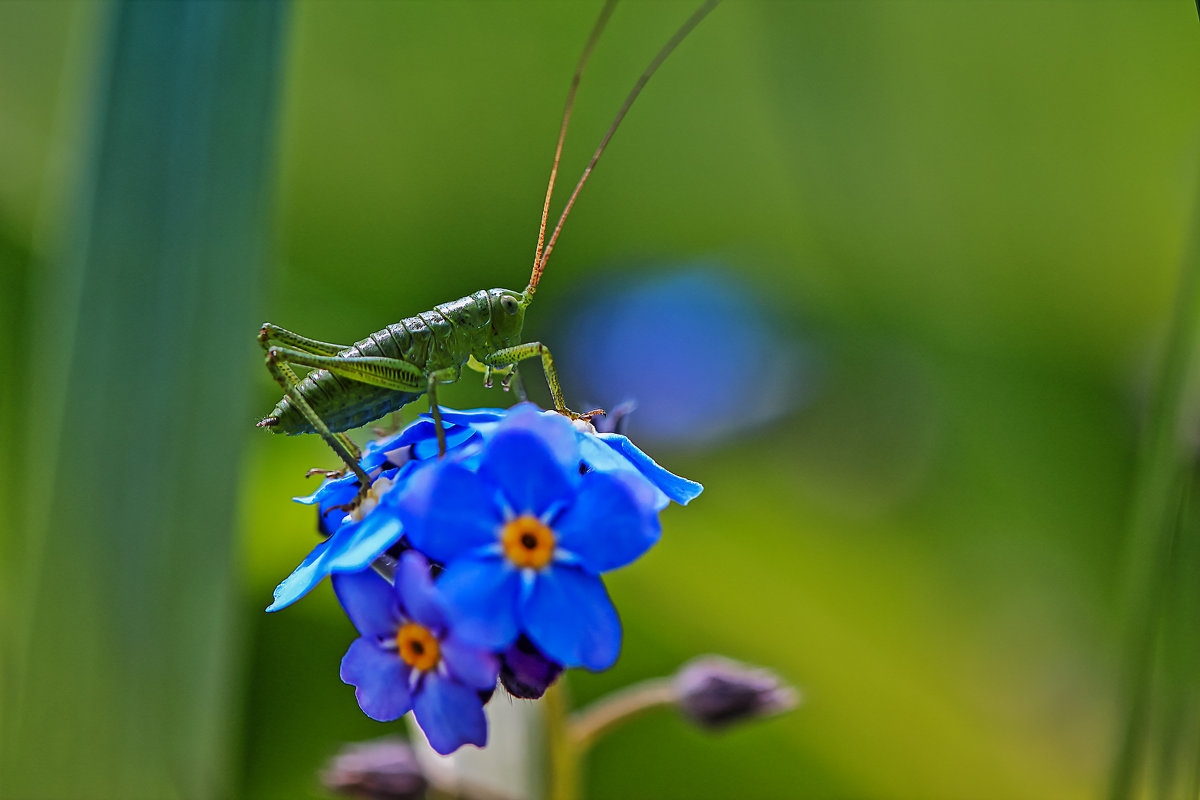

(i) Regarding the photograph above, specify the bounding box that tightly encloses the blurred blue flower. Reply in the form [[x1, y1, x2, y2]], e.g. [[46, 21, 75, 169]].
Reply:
[[268, 405, 699, 612], [560, 267, 814, 447], [333, 552, 498, 755], [397, 408, 663, 671]]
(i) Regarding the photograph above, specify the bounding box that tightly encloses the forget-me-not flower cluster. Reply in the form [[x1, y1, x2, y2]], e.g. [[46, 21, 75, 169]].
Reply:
[[268, 403, 701, 754]]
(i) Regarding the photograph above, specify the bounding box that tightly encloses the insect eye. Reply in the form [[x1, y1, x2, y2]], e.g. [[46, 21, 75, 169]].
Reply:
[[500, 295, 519, 315]]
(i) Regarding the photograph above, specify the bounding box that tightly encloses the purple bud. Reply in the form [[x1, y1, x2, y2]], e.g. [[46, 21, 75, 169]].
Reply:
[[322, 737, 427, 800], [499, 635, 563, 699], [673, 655, 799, 730]]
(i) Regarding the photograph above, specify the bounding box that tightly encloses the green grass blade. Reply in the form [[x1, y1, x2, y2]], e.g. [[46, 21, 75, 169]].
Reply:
[[1109, 174, 1200, 800], [1, 2, 288, 797]]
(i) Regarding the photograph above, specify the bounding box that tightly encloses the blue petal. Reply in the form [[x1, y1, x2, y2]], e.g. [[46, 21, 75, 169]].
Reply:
[[294, 473, 359, 515], [522, 566, 621, 671], [480, 412, 580, 515], [332, 570, 399, 638], [436, 556, 521, 649], [440, 634, 499, 691], [597, 433, 704, 505], [576, 435, 670, 510], [388, 417, 449, 450], [433, 407, 507, 426], [413, 672, 488, 755], [267, 511, 406, 612], [414, 408, 507, 460], [266, 538, 333, 612], [554, 472, 662, 573], [357, 436, 405, 474], [341, 638, 413, 721], [411, 422, 483, 461], [396, 462, 503, 564], [324, 514, 405, 573], [395, 552, 446, 632]]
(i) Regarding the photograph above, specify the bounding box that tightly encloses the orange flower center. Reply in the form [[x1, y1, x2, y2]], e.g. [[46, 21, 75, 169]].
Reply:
[[501, 514, 556, 569], [395, 623, 440, 672]]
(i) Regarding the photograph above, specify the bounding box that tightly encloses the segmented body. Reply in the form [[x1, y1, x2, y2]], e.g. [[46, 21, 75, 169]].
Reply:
[[268, 289, 504, 434]]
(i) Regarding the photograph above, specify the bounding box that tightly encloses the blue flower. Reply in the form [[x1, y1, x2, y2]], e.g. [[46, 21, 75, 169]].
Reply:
[[397, 408, 663, 671], [268, 412, 502, 611], [268, 405, 700, 612], [333, 552, 498, 755], [428, 405, 703, 510]]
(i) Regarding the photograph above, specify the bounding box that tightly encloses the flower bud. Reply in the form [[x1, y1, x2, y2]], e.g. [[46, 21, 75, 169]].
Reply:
[[673, 655, 799, 730], [499, 635, 563, 699], [322, 737, 428, 800]]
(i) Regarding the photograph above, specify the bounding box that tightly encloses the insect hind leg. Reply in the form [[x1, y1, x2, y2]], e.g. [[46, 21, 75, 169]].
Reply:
[[260, 358, 362, 462], [264, 350, 373, 508], [258, 323, 348, 356], [266, 346, 464, 461]]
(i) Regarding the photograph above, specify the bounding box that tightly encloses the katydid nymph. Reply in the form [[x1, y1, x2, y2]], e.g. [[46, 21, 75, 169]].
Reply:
[[258, 0, 720, 509]]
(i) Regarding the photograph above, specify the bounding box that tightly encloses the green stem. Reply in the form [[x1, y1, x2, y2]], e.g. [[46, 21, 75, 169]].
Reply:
[[544, 675, 681, 799], [569, 678, 676, 751], [545, 680, 581, 800]]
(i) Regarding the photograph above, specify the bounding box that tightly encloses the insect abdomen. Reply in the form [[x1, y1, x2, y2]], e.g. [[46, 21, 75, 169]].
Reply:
[[265, 290, 491, 434]]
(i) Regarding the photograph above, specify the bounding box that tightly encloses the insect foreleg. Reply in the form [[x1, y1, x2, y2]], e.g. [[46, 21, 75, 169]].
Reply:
[[483, 342, 602, 421], [423, 365, 463, 456], [258, 323, 348, 356], [467, 355, 513, 392], [264, 350, 374, 507], [503, 367, 527, 402]]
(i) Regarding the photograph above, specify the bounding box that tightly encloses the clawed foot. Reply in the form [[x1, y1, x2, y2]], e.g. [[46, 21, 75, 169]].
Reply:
[[562, 407, 606, 422], [306, 467, 346, 480], [483, 366, 517, 391]]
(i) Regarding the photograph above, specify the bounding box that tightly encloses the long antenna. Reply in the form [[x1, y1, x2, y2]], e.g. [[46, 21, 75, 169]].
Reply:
[[531, 0, 618, 281], [526, 0, 721, 294]]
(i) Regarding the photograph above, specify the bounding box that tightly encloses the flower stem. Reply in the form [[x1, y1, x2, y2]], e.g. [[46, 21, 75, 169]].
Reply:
[[569, 678, 676, 751], [545, 680, 581, 800]]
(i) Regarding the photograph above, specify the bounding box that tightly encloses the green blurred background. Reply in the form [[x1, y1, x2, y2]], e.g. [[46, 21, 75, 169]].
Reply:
[[2, 1, 1199, 798]]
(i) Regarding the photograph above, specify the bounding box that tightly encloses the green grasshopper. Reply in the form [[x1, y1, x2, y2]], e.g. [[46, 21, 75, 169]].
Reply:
[[258, 0, 719, 508]]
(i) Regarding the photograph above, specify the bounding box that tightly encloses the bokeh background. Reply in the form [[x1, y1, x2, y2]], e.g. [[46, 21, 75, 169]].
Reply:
[[2, 1, 1199, 798]]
